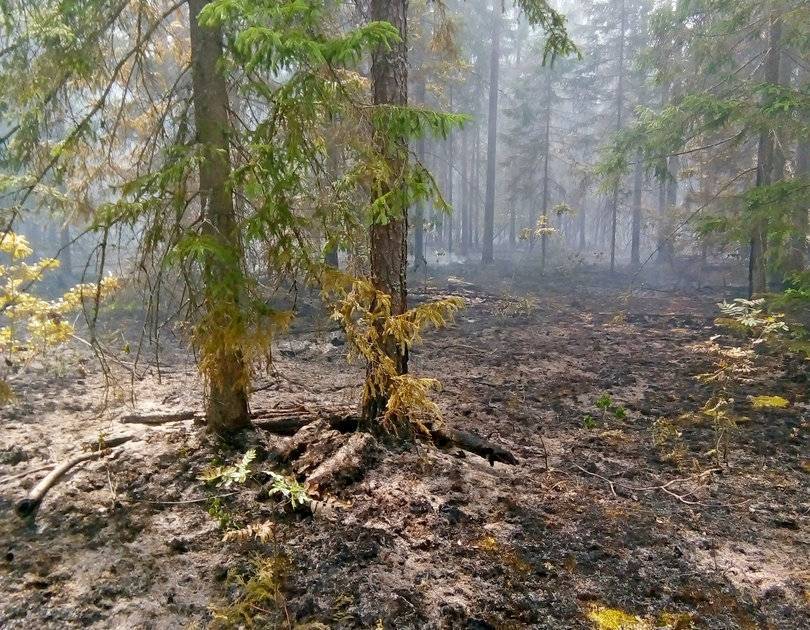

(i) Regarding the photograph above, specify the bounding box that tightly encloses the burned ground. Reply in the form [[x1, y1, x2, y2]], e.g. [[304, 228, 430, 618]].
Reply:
[[1, 267, 807, 629]]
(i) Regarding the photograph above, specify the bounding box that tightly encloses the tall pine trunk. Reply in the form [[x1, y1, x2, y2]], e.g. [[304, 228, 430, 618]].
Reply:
[[189, 0, 250, 434], [482, 9, 501, 265], [749, 15, 782, 297], [540, 67, 552, 270], [470, 123, 481, 247], [447, 87, 455, 255], [413, 72, 427, 270], [788, 137, 809, 275], [364, 0, 409, 424], [609, 0, 627, 273], [630, 152, 643, 267], [461, 127, 470, 254]]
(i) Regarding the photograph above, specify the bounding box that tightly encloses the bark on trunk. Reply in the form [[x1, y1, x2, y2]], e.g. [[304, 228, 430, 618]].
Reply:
[[189, 0, 250, 434], [609, 0, 627, 273], [413, 72, 427, 270], [461, 127, 470, 254], [364, 0, 409, 424], [482, 9, 501, 265], [470, 123, 481, 247], [540, 67, 552, 271], [788, 138, 809, 275], [447, 87, 455, 255], [631, 152, 643, 267], [749, 15, 782, 297]]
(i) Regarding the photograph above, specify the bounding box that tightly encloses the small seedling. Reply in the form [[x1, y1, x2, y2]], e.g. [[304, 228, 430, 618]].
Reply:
[[583, 414, 598, 429], [594, 394, 627, 423], [266, 472, 312, 509], [198, 449, 257, 488]]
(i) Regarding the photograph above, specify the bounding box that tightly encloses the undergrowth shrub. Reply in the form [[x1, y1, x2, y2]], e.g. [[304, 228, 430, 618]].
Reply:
[[0, 231, 117, 403]]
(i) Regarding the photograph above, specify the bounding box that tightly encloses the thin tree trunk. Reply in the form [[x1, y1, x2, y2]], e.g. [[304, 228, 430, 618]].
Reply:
[[482, 9, 501, 265], [461, 126, 470, 254], [787, 137, 809, 275], [609, 0, 627, 273], [631, 151, 643, 267], [189, 0, 250, 434], [364, 0, 409, 424], [540, 67, 552, 271], [447, 86, 454, 255], [749, 15, 782, 297], [324, 141, 340, 268], [413, 72, 427, 270], [471, 123, 481, 247]]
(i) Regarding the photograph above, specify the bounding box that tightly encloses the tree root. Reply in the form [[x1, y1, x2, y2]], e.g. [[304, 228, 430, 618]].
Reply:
[[119, 411, 201, 425], [15, 435, 134, 518], [429, 425, 518, 466], [117, 406, 517, 468], [264, 414, 518, 467]]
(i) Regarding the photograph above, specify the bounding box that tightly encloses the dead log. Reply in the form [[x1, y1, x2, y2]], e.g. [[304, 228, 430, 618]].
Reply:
[[253, 412, 357, 436], [430, 426, 518, 466], [15, 435, 134, 517]]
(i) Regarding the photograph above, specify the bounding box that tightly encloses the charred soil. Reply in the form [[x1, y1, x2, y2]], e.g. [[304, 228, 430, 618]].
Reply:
[[1, 268, 808, 629]]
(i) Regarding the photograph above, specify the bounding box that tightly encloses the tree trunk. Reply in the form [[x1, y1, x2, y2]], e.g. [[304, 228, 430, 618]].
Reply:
[[447, 87, 454, 255], [189, 0, 250, 434], [787, 138, 809, 275], [630, 151, 643, 267], [324, 140, 341, 268], [364, 0, 409, 424], [413, 72, 427, 270], [749, 15, 782, 297], [609, 0, 627, 273], [461, 127, 470, 254], [482, 9, 501, 265], [470, 123, 481, 247], [540, 67, 552, 271]]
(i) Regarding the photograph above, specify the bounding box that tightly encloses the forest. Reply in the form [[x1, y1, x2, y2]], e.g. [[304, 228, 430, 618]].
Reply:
[[0, 0, 808, 628]]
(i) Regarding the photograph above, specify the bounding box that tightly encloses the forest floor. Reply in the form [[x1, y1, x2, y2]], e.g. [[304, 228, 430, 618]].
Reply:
[[0, 264, 808, 629]]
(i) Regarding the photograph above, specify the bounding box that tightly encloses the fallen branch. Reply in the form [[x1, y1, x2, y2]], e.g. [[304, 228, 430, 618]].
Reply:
[[15, 435, 134, 517], [573, 464, 729, 506]]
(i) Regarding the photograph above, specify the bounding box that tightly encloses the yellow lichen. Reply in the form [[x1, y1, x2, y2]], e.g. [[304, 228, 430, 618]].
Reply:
[[587, 605, 646, 629], [749, 395, 790, 409]]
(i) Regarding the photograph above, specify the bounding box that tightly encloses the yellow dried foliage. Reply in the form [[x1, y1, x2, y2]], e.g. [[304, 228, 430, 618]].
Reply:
[[0, 232, 117, 403], [749, 395, 790, 409], [222, 521, 276, 545], [324, 270, 463, 432]]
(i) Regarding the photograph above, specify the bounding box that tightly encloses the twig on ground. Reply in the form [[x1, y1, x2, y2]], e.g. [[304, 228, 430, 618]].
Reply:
[[573, 464, 735, 507]]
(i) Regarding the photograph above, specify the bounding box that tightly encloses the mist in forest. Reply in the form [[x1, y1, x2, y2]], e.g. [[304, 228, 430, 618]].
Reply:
[[0, 1, 807, 628]]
